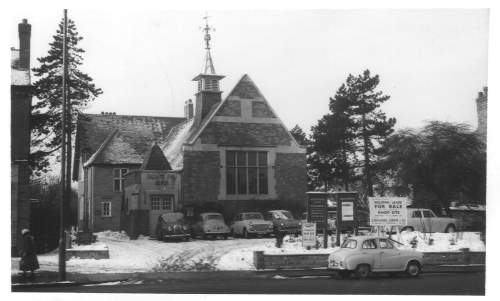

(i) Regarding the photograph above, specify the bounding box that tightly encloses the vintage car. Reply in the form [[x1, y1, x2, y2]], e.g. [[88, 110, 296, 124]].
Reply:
[[191, 212, 231, 240], [155, 212, 191, 241], [265, 210, 301, 235], [230, 212, 274, 238], [301, 211, 336, 234], [402, 208, 458, 233], [328, 236, 423, 278]]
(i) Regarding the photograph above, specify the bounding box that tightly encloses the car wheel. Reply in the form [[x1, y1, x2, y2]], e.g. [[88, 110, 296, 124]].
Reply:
[[223, 234, 228, 240], [201, 233, 207, 240], [230, 228, 235, 238], [354, 264, 371, 279], [243, 228, 249, 239], [406, 261, 421, 277], [401, 226, 414, 232], [445, 224, 456, 233]]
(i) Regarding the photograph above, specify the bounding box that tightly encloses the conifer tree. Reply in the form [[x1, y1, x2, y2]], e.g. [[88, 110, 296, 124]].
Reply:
[[348, 70, 396, 196], [31, 18, 102, 175]]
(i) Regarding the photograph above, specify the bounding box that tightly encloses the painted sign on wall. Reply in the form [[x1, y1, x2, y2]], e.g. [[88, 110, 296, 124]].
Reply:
[[341, 201, 354, 221]]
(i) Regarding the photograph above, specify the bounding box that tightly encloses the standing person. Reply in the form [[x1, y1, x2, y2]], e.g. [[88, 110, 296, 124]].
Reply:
[[19, 229, 39, 280], [274, 225, 284, 248]]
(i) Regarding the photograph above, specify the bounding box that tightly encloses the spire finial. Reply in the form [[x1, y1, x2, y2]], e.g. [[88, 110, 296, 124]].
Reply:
[[202, 12, 214, 50]]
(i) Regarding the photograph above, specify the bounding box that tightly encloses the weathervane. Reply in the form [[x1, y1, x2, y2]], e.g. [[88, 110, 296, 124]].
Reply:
[[201, 12, 215, 50]]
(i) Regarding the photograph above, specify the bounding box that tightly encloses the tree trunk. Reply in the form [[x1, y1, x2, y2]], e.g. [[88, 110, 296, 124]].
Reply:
[[341, 140, 349, 191], [361, 113, 373, 197]]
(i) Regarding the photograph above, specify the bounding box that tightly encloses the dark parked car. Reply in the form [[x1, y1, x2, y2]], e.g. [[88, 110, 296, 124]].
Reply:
[[156, 212, 191, 241], [265, 210, 301, 235]]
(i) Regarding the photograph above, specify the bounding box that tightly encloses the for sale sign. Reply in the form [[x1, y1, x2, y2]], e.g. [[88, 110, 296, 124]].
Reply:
[[302, 222, 317, 248], [369, 197, 407, 226]]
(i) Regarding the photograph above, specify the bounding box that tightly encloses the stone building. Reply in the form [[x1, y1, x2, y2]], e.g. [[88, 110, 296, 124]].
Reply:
[[74, 20, 307, 236], [11, 19, 32, 255]]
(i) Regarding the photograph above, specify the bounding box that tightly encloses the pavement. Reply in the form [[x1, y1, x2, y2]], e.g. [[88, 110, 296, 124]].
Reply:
[[11, 263, 485, 289], [12, 270, 485, 295]]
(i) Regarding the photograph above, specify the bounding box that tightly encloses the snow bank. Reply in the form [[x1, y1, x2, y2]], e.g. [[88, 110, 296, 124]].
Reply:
[[11, 231, 485, 274]]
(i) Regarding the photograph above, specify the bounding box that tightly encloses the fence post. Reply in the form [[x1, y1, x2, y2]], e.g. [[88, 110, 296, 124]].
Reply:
[[254, 251, 265, 270]]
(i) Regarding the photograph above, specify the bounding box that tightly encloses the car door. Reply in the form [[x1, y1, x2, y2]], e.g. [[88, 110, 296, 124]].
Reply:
[[360, 239, 379, 269], [408, 209, 424, 232], [422, 210, 435, 232], [233, 214, 242, 234], [377, 238, 403, 271]]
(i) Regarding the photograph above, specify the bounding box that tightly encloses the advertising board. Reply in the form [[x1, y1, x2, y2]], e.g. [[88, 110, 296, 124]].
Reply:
[[368, 197, 407, 226], [301, 222, 316, 248]]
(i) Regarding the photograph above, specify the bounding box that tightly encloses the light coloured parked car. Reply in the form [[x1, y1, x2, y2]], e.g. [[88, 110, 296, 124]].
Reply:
[[328, 236, 423, 278], [402, 208, 458, 233], [191, 212, 230, 240], [230, 212, 273, 238]]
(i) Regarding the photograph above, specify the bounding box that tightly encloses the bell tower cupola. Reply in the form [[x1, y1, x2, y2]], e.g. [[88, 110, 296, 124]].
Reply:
[[192, 14, 225, 125]]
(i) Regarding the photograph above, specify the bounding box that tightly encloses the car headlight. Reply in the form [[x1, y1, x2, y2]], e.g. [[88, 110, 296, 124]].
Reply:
[[182, 226, 188, 231], [167, 226, 173, 231], [268, 223, 273, 229], [280, 222, 284, 226]]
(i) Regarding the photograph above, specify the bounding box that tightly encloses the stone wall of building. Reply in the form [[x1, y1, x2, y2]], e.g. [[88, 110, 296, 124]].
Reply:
[[216, 100, 241, 116], [200, 122, 292, 146], [182, 151, 220, 206], [274, 153, 307, 213], [252, 101, 276, 118]]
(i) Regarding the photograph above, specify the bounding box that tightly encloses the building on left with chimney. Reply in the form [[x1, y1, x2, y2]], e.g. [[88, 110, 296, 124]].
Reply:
[[11, 19, 32, 256]]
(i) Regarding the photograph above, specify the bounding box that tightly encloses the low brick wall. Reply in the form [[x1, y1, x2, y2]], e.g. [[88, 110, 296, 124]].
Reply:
[[65, 249, 110, 261], [253, 250, 485, 270]]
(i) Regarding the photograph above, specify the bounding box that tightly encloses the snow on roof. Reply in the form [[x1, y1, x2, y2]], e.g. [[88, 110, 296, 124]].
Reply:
[[161, 118, 194, 170]]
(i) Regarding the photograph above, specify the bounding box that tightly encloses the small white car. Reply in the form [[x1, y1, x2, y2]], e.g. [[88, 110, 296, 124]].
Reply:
[[328, 236, 423, 278], [191, 212, 231, 240], [402, 208, 458, 233], [230, 212, 274, 238]]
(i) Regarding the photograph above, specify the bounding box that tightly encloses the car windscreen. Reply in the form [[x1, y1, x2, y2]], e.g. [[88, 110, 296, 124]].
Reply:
[[205, 214, 223, 220], [273, 211, 293, 220], [341, 239, 357, 249], [244, 213, 264, 220]]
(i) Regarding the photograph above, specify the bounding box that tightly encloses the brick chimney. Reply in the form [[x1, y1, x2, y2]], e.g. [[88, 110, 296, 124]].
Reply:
[[184, 99, 194, 119], [476, 86, 488, 140], [18, 19, 31, 70]]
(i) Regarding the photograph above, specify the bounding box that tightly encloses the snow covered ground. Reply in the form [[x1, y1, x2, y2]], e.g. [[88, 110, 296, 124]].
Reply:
[[11, 230, 485, 274]]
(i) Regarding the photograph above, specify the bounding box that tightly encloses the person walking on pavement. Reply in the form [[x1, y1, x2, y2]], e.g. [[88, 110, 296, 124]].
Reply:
[[19, 229, 39, 280]]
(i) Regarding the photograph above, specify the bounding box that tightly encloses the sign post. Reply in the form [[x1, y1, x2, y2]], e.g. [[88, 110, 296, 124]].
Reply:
[[332, 192, 358, 246], [306, 192, 328, 249], [368, 197, 408, 232]]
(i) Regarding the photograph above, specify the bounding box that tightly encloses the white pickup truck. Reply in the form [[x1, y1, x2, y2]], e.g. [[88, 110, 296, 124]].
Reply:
[[402, 208, 458, 233]]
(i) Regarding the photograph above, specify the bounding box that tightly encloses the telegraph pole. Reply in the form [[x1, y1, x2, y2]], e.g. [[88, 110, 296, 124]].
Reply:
[[58, 8, 68, 281]]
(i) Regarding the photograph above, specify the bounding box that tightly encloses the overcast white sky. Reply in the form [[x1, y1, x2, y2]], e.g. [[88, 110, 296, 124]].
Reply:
[[10, 9, 489, 134]]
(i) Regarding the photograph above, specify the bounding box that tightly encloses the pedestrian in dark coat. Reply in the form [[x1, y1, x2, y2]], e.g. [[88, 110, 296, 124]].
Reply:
[[19, 229, 39, 279]]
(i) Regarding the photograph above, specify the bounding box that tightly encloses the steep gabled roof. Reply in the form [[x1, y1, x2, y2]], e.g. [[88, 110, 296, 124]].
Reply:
[[185, 74, 302, 149], [142, 143, 172, 170], [73, 114, 185, 179]]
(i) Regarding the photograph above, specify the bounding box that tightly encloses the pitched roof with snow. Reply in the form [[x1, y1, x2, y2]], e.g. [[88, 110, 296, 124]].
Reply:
[[161, 119, 194, 170], [74, 114, 185, 178], [11, 48, 30, 86]]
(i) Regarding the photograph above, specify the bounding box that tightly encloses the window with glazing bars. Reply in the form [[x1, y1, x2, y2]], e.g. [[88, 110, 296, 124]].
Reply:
[[150, 195, 174, 211], [226, 151, 268, 195]]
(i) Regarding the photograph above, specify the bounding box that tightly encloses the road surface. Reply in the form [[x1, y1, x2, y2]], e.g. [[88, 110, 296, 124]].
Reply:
[[13, 271, 484, 295]]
